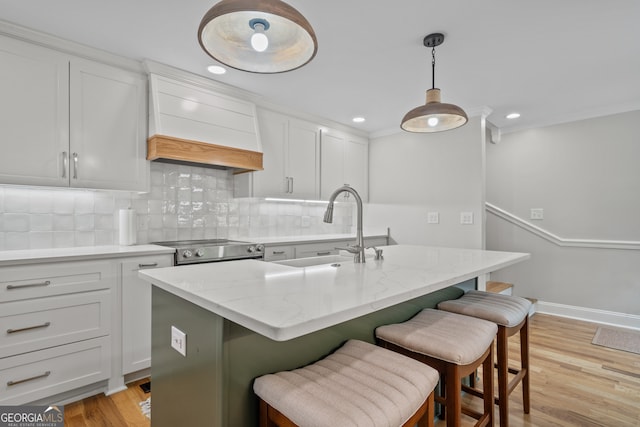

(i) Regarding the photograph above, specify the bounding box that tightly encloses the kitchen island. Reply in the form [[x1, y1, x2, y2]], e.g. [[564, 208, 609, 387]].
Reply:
[[139, 245, 529, 426]]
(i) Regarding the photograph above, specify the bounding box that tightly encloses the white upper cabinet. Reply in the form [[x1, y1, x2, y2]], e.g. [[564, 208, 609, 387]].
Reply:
[[0, 36, 69, 187], [0, 35, 148, 191], [320, 128, 369, 201], [70, 58, 147, 191], [287, 118, 320, 199], [236, 109, 319, 199]]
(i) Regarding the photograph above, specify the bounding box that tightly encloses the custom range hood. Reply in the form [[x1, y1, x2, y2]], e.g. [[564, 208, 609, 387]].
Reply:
[[146, 63, 263, 173]]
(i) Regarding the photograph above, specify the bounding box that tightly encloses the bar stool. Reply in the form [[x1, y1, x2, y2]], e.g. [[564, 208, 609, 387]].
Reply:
[[438, 290, 532, 427], [376, 308, 497, 427], [253, 339, 440, 427]]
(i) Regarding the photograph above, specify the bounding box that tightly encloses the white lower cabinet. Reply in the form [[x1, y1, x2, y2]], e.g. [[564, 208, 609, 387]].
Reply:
[[0, 291, 111, 359], [264, 236, 389, 261], [262, 246, 295, 261], [0, 337, 111, 405], [0, 260, 116, 404], [121, 255, 173, 375], [295, 242, 340, 259]]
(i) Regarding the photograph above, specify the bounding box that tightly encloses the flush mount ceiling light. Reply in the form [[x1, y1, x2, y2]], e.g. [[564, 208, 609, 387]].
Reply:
[[401, 33, 468, 133], [198, 0, 318, 73]]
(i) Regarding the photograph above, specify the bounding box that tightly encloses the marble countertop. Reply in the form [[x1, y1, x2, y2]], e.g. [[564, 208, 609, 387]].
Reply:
[[139, 245, 529, 341], [0, 244, 176, 266]]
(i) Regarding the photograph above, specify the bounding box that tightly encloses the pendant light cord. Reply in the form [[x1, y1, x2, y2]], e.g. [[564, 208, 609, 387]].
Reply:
[[431, 46, 436, 89]]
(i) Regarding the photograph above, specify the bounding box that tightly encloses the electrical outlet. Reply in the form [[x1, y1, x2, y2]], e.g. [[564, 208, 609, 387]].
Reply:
[[171, 326, 187, 357], [530, 208, 544, 220], [460, 212, 474, 225], [427, 211, 440, 224]]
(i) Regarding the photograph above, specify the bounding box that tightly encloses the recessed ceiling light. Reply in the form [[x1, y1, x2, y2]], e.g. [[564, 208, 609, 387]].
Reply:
[[506, 112, 521, 119], [207, 65, 226, 75], [352, 117, 366, 123]]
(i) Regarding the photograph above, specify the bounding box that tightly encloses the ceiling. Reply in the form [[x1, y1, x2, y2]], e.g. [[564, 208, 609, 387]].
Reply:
[[1, 0, 639, 135]]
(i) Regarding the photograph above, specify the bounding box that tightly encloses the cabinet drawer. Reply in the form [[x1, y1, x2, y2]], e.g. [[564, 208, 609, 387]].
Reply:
[[262, 246, 295, 261], [0, 336, 110, 405], [295, 242, 340, 259], [0, 260, 115, 303], [296, 248, 339, 258], [0, 290, 110, 358]]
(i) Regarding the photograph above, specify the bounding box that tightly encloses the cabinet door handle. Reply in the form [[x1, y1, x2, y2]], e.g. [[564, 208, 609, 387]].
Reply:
[[62, 151, 68, 178], [6, 280, 51, 290], [72, 152, 78, 179], [284, 177, 290, 193], [7, 322, 51, 334], [316, 251, 331, 256], [138, 263, 159, 268], [7, 371, 51, 387], [272, 250, 285, 255]]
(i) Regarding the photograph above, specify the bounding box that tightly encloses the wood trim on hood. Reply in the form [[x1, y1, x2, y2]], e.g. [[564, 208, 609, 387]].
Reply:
[[147, 134, 263, 173]]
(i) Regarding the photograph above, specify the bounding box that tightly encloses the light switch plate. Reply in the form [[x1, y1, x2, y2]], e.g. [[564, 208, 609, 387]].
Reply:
[[171, 325, 187, 357], [427, 211, 440, 224], [460, 212, 474, 225], [530, 208, 544, 220]]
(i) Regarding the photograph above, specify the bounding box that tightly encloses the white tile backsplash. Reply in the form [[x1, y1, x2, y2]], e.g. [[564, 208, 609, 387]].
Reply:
[[0, 162, 353, 250]]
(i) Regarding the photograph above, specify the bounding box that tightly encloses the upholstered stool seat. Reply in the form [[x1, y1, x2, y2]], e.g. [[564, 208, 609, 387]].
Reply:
[[438, 290, 532, 427], [253, 339, 440, 427], [376, 308, 497, 427]]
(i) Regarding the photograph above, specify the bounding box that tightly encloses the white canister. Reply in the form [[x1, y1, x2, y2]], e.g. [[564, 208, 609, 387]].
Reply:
[[118, 208, 137, 245]]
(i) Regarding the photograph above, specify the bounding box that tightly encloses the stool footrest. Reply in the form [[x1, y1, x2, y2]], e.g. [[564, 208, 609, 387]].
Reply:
[[507, 368, 527, 396]]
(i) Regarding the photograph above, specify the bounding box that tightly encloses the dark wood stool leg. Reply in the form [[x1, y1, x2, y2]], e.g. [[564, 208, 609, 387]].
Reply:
[[497, 326, 509, 427], [427, 392, 435, 427], [521, 316, 530, 414], [445, 363, 462, 427], [483, 344, 495, 427]]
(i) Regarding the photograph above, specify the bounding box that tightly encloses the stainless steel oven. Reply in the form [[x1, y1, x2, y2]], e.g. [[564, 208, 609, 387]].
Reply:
[[152, 239, 265, 265]]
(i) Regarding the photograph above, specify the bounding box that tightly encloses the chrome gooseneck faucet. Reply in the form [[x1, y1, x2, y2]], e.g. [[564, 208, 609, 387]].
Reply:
[[323, 185, 365, 263]]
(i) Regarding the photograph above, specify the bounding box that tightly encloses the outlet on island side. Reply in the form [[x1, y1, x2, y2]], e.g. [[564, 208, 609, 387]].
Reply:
[[171, 325, 187, 357]]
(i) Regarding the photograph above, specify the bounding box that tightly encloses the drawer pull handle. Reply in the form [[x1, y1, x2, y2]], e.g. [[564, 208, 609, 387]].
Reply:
[[7, 371, 51, 387], [272, 251, 285, 255], [138, 263, 159, 268], [6, 280, 51, 290], [7, 322, 51, 334], [316, 251, 331, 256]]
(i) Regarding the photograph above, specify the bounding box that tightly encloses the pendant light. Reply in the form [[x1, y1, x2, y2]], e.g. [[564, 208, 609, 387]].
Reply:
[[198, 0, 318, 73], [401, 33, 468, 133]]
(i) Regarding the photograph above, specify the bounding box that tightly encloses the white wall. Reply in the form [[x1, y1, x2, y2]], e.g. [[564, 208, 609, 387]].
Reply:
[[365, 116, 486, 248], [486, 110, 640, 318]]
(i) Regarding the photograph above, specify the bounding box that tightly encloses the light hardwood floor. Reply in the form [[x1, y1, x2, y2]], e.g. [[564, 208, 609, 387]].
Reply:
[[64, 314, 640, 426]]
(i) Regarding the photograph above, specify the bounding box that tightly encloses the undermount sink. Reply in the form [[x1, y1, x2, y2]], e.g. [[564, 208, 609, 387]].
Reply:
[[273, 254, 353, 268]]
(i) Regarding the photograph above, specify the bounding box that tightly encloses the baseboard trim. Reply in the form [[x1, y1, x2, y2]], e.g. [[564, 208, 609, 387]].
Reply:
[[535, 301, 640, 331]]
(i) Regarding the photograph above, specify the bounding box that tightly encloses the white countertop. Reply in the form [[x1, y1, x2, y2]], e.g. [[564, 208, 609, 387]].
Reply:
[[0, 244, 175, 266], [139, 245, 529, 341]]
